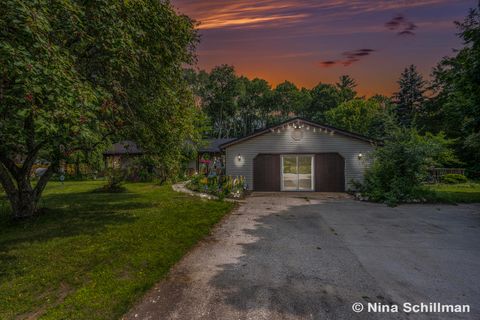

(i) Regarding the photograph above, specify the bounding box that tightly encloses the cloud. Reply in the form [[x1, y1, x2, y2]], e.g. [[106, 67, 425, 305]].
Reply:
[[319, 60, 337, 67], [172, 0, 451, 30], [200, 13, 309, 30], [318, 49, 375, 67], [385, 14, 418, 35]]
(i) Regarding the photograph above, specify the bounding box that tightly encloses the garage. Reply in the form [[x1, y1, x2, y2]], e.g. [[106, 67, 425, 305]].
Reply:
[[221, 117, 377, 191], [253, 153, 345, 192]]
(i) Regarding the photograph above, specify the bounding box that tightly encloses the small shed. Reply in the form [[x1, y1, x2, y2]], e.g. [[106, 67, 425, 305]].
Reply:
[[103, 141, 143, 169]]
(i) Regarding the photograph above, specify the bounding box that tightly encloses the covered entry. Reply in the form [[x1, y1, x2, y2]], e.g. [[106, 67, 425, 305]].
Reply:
[[253, 153, 345, 192]]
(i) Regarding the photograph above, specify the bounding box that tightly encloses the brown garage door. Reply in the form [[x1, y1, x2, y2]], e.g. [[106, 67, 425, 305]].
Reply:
[[253, 154, 280, 191], [315, 153, 345, 192]]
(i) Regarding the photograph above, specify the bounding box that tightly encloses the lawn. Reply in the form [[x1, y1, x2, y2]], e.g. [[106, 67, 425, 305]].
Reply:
[[0, 181, 234, 320], [423, 182, 480, 203]]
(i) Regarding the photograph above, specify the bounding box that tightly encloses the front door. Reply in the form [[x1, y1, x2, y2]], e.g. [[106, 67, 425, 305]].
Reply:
[[281, 155, 314, 191]]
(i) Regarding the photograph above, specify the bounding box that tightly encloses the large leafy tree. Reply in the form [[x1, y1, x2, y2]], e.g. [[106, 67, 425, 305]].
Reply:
[[237, 77, 272, 136], [271, 81, 311, 122], [0, 0, 199, 218], [431, 3, 480, 175], [302, 83, 340, 122], [201, 65, 241, 138], [324, 99, 396, 139], [394, 65, 427, 127]]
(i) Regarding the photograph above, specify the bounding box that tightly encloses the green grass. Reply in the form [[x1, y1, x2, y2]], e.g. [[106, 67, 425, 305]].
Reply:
[[422, 182, 480, 203], [0, 181, 234, 320]]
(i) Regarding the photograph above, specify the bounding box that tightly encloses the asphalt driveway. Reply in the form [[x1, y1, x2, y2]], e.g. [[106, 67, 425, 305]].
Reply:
[[124, 193, 480, 320]]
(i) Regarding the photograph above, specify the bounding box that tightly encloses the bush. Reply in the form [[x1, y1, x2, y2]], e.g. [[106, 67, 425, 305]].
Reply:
[[441, 173, 468, 184], [186, 174, 246, 199], [360, 128, 457, 206], [95, 168, 127, 193]]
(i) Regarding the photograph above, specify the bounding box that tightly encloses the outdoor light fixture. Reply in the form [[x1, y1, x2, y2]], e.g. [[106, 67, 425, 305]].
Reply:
[[358, 153, 363, 160], [237, 154, 241, 161]]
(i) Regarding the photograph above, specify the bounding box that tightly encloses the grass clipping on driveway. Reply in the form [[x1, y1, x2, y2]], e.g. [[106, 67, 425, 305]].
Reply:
[[0, 181, 234, 320]]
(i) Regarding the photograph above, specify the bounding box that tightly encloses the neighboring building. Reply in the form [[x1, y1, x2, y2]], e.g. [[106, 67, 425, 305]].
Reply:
[[103, 141, 143, 169], [103, 139, 235, 174], [191, 138, 236, 174], [220, 118, 378, 192]]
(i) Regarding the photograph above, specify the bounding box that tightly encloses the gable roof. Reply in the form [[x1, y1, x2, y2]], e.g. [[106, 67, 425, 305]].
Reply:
[[220, 117, 380, 149], [103, 141, 143, 155], [199, 138, 236, 153]]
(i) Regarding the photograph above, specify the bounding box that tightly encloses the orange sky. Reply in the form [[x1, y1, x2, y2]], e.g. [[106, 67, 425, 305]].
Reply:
[[172, 0, 474, 96]]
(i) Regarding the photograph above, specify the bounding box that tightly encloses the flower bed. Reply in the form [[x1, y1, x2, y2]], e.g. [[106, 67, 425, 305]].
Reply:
[[186, 175, 247, 199]]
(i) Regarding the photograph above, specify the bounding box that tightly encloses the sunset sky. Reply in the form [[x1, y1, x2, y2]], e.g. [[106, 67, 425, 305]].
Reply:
[[171, 0, 475, 96]]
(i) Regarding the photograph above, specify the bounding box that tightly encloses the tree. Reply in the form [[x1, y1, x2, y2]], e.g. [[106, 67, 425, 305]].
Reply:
[[184, 68, 209, 108], [369, 94, 394, 109], [430, 3, 480, 176], [336, 75, 357, 102], [361, 128, 458, 206], [394, 65, 427, 127], [237, 77, 272, 136], [0, 0, 199, 218], [324, 99, 396, 139], [302, 83, 340, 122], [270, 81, 311, 122], [202, 65, 241, 138]]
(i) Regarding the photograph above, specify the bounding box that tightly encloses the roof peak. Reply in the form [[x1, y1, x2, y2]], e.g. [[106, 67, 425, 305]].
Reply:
[[220, 117, 380, 149]]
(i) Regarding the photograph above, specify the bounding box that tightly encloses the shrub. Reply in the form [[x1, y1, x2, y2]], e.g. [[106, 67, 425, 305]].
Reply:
[[441, 173, 468, 184], [95, 168, 127, 193], [186, 174, 246, 199], [361, 128, 457, 206]]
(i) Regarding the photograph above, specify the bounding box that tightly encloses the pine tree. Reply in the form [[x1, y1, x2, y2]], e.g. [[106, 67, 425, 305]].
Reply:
[[394, 65, 426, 127], [336, 75, 357, 102]]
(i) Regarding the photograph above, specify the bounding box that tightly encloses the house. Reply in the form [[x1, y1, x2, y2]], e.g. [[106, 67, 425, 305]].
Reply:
[[103, 139, 235, 174], [103, 141, 143, 169], [192, 138, 236, 175], [220, 118, 378, 192]]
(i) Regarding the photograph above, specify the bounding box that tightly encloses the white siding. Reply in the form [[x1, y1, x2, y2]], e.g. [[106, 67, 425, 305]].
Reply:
[[225, 127, 375, 191]]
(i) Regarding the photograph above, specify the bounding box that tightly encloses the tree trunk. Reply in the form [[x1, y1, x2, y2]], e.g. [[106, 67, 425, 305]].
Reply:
[[0, 161, 55, 219], [10, 188, 39, 218]]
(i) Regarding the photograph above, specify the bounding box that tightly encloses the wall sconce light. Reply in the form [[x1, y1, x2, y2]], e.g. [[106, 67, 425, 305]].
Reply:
[[358, 153, 363, 160], [237, 154, 242, 161]]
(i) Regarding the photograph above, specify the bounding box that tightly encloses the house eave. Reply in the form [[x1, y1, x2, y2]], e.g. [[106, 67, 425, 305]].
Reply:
[[219, 117, 382, 150]]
